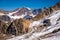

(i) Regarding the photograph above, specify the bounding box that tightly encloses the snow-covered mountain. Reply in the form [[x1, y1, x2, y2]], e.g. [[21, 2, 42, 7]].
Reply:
[[0, 2, 60, 40], [0, 7, 36, 20], [7, 7, 36, 19], [7, 9, 60, 40], [0, 2, 60, 20], [7, 2, 60, 40], [10, 7, 32, 16]]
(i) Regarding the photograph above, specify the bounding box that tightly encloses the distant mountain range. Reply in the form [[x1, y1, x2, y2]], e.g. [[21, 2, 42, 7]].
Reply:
[[0, 2, 60, 22], [0, 6, 42, 22]]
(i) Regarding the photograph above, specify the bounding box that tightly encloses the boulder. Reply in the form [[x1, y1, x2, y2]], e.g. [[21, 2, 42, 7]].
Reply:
[[43, 19, 51, 26]]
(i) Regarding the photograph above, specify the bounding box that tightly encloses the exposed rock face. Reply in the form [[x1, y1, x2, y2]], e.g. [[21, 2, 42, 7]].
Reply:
[[33, 2, 60, 21], [23, 15, 33, 20], [0, 20, 3, 33], [0, 15, 11, 23], [7, 22, 16, 35], [12, 7, 32, 16], [0, 10, 9, 14], [7, 18, 31, 35], [32, 8, 42, 15], [33, 9, 51, 21], [52, 2, 60, 10], [33, 12, 46, 21], [0, 19, 10, 34], [0, 17, 32, 35], [43, 19, 51, 26], [2, 22, 10, 34]]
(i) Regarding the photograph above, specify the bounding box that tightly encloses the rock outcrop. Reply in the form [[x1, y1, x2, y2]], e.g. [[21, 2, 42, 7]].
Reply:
[[7, 18, 31, 35]]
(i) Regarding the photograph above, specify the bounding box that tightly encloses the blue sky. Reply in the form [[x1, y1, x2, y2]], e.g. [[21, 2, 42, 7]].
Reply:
[[0, 0, 60, 11]]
